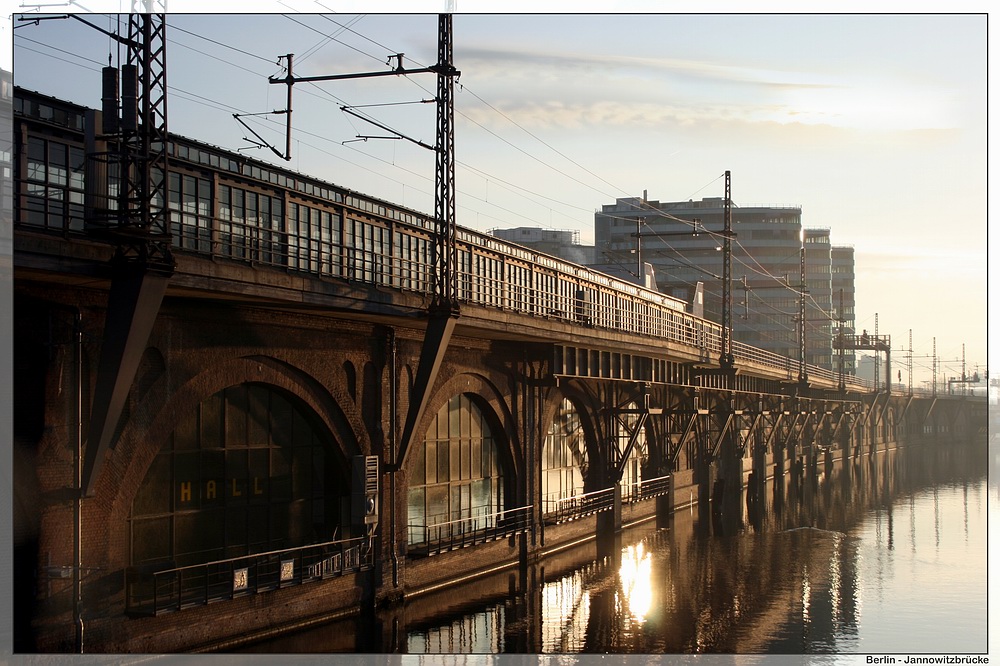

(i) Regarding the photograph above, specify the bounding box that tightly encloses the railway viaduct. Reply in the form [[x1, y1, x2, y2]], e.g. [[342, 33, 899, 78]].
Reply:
[[12, 225, 986, 652]]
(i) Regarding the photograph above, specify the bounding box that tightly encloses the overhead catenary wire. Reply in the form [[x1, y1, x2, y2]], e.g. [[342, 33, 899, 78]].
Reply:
[[11, 20, 938, 342], [258, 17, 754, 249], [170, 22, 278, 65], [15, 31, 432, 204], [282, 14, 381, 68], [328, 22, 678, 220], [14, 17, 981, 379], [12, 17, 827, 291], [214, 18, 598, 232]]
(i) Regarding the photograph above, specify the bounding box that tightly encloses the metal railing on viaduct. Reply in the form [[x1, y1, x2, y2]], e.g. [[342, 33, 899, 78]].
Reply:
[[11, 84, 876, 395]]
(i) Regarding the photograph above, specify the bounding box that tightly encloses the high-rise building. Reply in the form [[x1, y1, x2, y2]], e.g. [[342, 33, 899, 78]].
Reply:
[[596, 195, 853, 372], [832, 245, 857, 378], [804, 228, 834, 370]]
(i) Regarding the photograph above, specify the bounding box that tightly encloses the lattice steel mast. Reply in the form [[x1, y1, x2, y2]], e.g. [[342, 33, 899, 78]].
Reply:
[[82, 12, 174, 496], [116, 13, 172, 267], [266, 16, 460, 469], [431, 13, 459, 312], [720, 170, 734, 370]]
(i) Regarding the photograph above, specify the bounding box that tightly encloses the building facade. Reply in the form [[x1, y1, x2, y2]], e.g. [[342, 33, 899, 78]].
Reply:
[[831, 245, 857, 378], [804, 228, 834, 371], [595, 195, 853, 373], [490, 227, 595, 266]]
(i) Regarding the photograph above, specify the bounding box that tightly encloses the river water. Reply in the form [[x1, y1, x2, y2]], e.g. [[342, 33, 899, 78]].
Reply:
[[239, 440, 993, 656]]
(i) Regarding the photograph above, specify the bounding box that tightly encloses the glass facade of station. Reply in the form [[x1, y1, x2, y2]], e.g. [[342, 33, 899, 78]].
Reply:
[[407, 394, 505, 546], [129, 384, 346, 569]]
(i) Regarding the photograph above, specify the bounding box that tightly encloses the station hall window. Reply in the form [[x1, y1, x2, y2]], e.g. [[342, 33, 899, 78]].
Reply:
[[20, 136, 85, 232], [407, 394, 505, 546], [130, 383, 348, 569], [169, 172, 213, 253], [542, 398, 588, 513]]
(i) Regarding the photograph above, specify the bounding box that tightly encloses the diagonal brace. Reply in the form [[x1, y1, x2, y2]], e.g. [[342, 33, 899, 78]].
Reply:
[[614, 411, 648, 481], [82, 260, 171, 496], [393, 310, 457, 470]]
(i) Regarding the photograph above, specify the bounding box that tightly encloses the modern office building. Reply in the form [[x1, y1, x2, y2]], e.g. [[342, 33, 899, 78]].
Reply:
[[804, 228, 834, 371], [831, 245, 857, 378], [595, 194, 853, 373]]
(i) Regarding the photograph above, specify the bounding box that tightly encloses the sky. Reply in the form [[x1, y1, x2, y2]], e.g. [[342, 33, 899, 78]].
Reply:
[[6, 2, 991, 390]]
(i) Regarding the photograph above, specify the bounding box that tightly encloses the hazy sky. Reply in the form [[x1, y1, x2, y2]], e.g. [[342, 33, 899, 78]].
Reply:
[[8, 2, 991, 388]]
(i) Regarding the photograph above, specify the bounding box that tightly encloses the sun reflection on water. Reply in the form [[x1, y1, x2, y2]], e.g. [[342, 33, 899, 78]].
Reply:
[[619, 542, 653, 623]]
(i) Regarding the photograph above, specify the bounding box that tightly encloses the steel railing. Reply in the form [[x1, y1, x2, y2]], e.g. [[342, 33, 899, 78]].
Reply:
[[623, 474, 672, 503], [542, 487, 615, 524], [125, 536, 372, 617], [542, 475, 672, 524], [407, 505, 533, 556]]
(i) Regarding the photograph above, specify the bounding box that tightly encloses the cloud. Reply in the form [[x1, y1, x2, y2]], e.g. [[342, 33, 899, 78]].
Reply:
[[456, 43, 966, 133], [459, 44, 827, 89], [855, 246, 986, 283]]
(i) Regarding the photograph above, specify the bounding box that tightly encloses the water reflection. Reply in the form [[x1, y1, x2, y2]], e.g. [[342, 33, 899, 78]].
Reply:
[[618, 543, 652, 624], [238, 440, 989, 654], [540, 562, 592, 652], [407, 606, 505, 654]]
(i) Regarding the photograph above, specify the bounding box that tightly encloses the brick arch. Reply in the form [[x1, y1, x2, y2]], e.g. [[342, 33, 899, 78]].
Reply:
[[399, 371, 520, 548], [409, 371, 520, 479], [98, 353, 369, 575]]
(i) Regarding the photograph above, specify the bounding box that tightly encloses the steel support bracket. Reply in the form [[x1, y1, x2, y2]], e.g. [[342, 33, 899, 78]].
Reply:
[[393, 309, 458, 471], [667, 411, 702, 467], [710, 412, 735, 459], [82, 257, 172, 496]]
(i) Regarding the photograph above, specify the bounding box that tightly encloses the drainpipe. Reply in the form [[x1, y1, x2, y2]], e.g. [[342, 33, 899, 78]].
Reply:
[[50, 304, 85, 652], [74, 310, 84, 653], [388, 328, 399, 588]]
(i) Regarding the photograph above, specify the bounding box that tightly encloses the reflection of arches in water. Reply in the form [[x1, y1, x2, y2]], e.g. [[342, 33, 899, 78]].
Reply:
[[129, 383, 347, 569], [540, 565, 594, 652], [405, 604, 506, 653]]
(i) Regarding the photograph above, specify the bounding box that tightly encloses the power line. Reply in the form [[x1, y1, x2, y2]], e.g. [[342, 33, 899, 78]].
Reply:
[[318, 14, 396, 56], [170, 22, 276, 65], [222, 15, 604, 232], [15, 38, 105, 68], [15, 16, 946, 362], [282, 14, 384, 68]]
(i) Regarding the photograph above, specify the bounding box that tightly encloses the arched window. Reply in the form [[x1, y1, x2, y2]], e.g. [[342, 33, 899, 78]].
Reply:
[[129, 384, 347, 569], [407, 394, 503, 546], [542, 398, 588, 514]]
